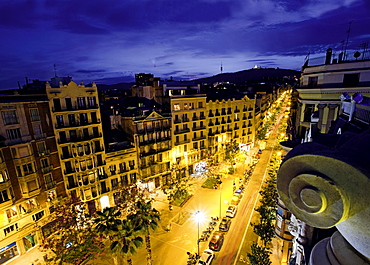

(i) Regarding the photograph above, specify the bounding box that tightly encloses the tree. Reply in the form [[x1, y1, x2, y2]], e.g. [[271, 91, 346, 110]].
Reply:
[[94, 207, 143, 265], [162, 166, 193, 205], [41, 198, 105, 265], [247, 242, 272, 265], [128, 200, 161, 265]]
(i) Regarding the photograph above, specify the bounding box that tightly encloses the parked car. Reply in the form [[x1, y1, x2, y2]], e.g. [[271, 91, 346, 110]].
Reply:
[[219, 217, 232, 232], [225, 205, 237, 218], [198, 249, 215, 265], [209, 231, 224, 251], [230, 195, 240, 205]]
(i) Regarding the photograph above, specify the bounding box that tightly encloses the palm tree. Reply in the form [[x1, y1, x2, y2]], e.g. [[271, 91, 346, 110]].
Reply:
[[128, 200, 161, 265], [94, 207, 143, 265]]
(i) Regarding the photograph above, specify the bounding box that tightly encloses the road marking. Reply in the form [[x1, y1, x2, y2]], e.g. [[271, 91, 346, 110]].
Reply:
[[232, 147, 274, 265]]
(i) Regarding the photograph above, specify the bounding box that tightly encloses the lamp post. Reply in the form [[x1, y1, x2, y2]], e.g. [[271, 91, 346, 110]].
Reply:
[[195, 211, 202, 258], [219, 181, 222, 218]]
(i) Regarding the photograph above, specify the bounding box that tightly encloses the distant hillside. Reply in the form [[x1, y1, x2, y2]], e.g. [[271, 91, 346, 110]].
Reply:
[[192, 68, 300, 84]]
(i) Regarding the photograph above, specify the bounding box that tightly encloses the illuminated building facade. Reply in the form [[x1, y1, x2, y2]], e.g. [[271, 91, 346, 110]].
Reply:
[[0, 95, 65, 264], [206, 96, 256, 163], [105, 145, 138, 206], [46, 81, 107, 212], [296, 49, 370, 139], [120, 111, 172, 188], [171, 94, 207, 177]]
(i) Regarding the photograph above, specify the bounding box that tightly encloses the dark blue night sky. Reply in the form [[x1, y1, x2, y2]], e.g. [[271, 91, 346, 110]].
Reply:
[[0, 0, 369, 89]]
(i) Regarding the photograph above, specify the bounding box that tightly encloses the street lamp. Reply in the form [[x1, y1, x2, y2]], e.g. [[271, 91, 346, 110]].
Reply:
[[194, 211, 204, 258], [219, 181, 223, 218]]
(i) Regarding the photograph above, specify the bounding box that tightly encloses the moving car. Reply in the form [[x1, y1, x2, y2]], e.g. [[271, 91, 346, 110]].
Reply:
[[198, 249, 215, 265], [209, 231, 224, 251], [219, 217, 232, 232], [225, 205, 237, 218]]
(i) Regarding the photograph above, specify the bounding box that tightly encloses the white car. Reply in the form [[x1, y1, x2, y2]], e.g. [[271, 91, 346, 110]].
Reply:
[[225, 205, 237, 218], [198, 249, 215, 265]]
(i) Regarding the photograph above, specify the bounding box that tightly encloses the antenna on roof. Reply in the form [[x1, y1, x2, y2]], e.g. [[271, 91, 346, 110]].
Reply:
[[53, 64, 58, 77], [360, 41, 369, 60], [220, 62, 223, 73], [343, 21, 353, 61]]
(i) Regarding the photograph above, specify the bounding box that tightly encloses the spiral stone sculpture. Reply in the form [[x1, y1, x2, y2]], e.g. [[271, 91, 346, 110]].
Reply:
[[277, 130, 370, 260]]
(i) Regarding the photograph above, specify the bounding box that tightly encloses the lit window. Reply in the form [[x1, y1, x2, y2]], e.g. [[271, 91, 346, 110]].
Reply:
[[173, 104, 180, 111]]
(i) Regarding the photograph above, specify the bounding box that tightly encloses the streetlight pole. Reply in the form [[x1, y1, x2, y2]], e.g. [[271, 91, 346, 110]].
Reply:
[[195, 210, 200, 258], [219, 182, 222, 218]]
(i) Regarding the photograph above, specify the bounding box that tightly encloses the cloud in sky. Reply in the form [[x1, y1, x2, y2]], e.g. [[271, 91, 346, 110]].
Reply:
[[0, 0, 369, 89]]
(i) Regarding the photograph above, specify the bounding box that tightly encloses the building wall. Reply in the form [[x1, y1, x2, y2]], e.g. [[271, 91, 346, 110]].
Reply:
[[0, 99, 63, 264], [171, 94, 207, 177], [46, 81, 106, 211]]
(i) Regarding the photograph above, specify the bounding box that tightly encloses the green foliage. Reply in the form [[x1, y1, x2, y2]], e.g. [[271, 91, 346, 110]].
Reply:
[[128, 200, 160, 265], [162, 171, 193, 204], [247, 243, 272, 265], [94, 207, 144, 265], [41, 198, 105, 265], [201, 177, 219, 189]]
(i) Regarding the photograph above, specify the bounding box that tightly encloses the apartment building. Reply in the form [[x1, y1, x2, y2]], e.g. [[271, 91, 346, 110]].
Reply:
[[105, 143, 138, 206], [171, 94, 207, 177], [206, 95, 256, 163], [46, 81, 107, 213], [0, 95, 65, 264], [120, 111, 172, 188], [296, 48, 370, 138]]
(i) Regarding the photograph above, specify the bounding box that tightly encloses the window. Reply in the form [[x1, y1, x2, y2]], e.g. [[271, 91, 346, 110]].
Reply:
[[23, 163, 34, 175], [0, 190, 9, 203], [32, 211, 44, 222], [77, 97, 86, 109], [0, 170, 8, 183], [56, 115, 64, 127], [173, 103, 180, 111], [65, 98, 72, 110], [33, 124, 42, 137], [6, 128, 21, 140], [68, 114, 76, 126], [29, 109, 40, 121], [41, 158, 49, 169], [308, 76, 318, 87], [53, 98, 61, 111], [198, 102, 203, 108], [44, 174, 53, 184], [2, 110, 18, 125], [18, 146, 30, 157], [88, 96, 96, 107], [184, 103, 188, 110], [343, 73, 360, 87], [80, 113, 88, 125]]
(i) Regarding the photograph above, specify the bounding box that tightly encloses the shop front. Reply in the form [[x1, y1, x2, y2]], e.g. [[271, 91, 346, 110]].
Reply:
[[0, 242, 18, 264]]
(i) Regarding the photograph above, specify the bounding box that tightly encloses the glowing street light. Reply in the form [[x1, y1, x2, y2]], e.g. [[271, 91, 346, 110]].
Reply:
[[194, 211, 204, 257]]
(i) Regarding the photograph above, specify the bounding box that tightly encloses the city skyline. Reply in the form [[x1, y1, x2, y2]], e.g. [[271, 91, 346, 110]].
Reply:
[[0, 0, 369, 90]]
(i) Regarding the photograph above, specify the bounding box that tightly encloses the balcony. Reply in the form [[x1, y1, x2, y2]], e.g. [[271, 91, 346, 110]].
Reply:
[[199, 116, 206, 120], [60, 153, 73, 160], [208, 122, 214, 126], [45, 181, 57, 190], [38, 150, 50, 157], [234, 109, 240, 113], [64, 168, 76, 175], [182, 118, 190, 122], [192, 125, 206, 131], [193, 135, 206, 141], [227, 119, 232, 123], [174, 119, 182, 124], [41, 165, 54, 174], [208, 112, 214, 117], [67, 181, 78, 189], [174, 139, 191, 146], [234, 126, 239, 130], [22, 187, 41, 199], [192, 116, 199, 121], [174, 128, 190, 135]]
